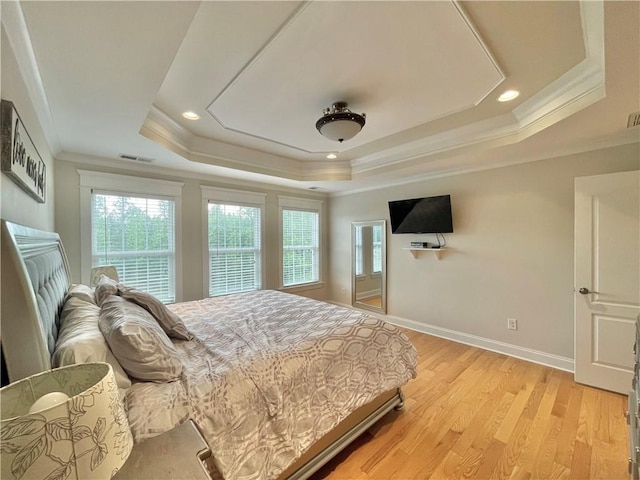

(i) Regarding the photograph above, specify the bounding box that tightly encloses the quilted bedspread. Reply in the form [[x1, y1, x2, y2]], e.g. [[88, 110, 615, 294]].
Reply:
[[124, 290, 417, 480]]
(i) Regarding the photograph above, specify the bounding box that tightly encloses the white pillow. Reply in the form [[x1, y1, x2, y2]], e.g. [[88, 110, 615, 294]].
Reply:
[[99, 295, 183, 382], [53, 296, 131, 389]]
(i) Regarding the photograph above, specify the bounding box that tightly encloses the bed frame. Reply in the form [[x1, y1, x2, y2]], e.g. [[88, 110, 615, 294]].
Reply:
[[0, 220, 404, 479]]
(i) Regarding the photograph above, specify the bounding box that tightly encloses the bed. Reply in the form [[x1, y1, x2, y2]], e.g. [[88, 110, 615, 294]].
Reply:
[[0, 220, 417, 480]]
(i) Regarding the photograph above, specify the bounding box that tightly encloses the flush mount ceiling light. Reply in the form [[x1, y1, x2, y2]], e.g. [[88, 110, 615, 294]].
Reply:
[[497, 90, 520, 102], [182, 111, 200, 120], [316, 102, 366, 143], [326, 153, 337, 159]]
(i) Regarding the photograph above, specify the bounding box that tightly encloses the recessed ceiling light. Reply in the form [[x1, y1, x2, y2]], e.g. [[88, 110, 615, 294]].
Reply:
[[326, 153, 337, 159], [182, 111, 200, 120], [497, 90, 520, 102]]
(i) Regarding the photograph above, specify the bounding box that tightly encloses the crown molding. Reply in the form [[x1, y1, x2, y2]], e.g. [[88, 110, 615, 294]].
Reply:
[[140, 2, 607, 185], [1, 0, 61, 155], [332, 132, 639, 198], [57, 151, 330, 198], [350, 1, 605, 175], [141, 106, 352, 181], [350, 113, 519, 176]]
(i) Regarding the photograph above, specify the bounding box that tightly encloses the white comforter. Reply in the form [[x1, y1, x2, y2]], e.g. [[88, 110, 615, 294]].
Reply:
[[124, 290, 417, 480]]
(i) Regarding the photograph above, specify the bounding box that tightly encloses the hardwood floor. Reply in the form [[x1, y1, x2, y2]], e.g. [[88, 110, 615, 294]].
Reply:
[[312, 329, 628, 480], [359, 296, 382, 308]]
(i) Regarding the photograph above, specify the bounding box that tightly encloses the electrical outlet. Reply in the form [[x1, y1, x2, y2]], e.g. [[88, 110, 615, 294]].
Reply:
[[507, 318, 517, 330]]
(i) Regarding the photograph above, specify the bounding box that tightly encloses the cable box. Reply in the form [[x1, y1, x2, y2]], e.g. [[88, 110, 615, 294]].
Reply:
[[410, 242, 430, 248]]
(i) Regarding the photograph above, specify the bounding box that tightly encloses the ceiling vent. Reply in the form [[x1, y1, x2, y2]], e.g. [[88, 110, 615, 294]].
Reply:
[[627, 112, 640, 128], [118, 153, 154, 163]]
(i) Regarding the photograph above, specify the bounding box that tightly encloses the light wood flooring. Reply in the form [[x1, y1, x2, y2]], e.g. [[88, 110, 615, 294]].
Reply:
[[312, 329, 628, 480], [359, 296, 382, 308]]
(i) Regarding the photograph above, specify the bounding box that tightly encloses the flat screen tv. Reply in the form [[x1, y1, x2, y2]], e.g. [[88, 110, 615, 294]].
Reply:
[[388, 195, 453, 234]]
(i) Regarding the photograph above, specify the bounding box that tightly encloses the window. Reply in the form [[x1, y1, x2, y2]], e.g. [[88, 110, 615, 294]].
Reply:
[[79, 171, 183, 303], [207, 203, 261, 296], [282, 210, 319, 286], [202, 186, 266, 298], [372, 223, 383, 274], [279, 196, 323, 288], [92, 192, 176, 303], [355, 226, 364, 276]]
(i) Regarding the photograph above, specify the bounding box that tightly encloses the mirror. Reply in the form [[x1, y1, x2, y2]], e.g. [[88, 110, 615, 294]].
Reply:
[[352, 220, 387, 314]]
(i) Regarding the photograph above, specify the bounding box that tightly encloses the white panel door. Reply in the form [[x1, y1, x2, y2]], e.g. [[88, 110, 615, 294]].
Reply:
[[575, 170, 640, 394]]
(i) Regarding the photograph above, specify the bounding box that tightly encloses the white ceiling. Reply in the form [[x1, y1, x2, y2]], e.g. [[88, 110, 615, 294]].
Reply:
[[3, 1, 639, 194]]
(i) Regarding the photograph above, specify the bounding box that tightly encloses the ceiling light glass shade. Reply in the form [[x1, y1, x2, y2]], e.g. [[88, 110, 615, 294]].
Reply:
[[316, 102, 366, 143], [1, 363, 133, 480]]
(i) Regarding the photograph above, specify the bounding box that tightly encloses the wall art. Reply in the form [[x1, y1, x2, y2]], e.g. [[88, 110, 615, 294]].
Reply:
[[1, 99, 46, 203]]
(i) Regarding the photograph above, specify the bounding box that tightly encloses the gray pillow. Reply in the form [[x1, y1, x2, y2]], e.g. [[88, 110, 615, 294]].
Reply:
[[99, 295, 183, 382], [119, 286, 191, 341]]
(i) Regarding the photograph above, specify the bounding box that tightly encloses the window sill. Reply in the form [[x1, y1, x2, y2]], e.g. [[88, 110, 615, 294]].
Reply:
[[279, 281, 325, 294]]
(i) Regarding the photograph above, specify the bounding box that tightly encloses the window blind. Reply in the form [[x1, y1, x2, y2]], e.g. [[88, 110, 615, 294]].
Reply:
[[208, 203, 261, 296], [282, 209, 319, 286], [92, 192, 176, 303]]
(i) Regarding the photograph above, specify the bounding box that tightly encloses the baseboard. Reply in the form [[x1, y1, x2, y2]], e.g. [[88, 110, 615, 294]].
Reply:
[[387, 315, 574, 372], [330, 301, 574, 373]]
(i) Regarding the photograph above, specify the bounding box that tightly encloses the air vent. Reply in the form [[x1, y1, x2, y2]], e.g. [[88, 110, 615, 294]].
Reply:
[[627, 112, 640, 128], [118, 153, 154, 163]]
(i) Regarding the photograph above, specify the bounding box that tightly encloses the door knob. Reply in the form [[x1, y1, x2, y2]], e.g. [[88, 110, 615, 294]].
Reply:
[[578, 287, 599, 295]]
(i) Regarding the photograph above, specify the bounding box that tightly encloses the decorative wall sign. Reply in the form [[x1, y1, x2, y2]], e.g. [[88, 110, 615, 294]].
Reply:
[[1, 99, 46, 203]]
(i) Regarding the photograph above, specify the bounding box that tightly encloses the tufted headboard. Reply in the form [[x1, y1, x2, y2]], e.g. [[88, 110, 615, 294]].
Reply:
[[1, 220, 71, 383]]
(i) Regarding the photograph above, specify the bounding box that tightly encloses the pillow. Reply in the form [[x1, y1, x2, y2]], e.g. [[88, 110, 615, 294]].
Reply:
[[95, 274, 119, 306], [119, 286, 191, 340], [99, 295, 183, 382], [53, 296, 131, 389], [65, 284, 96, 305]]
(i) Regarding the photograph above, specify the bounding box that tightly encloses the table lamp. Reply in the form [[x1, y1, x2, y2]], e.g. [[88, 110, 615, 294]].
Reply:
[[90, 266, 119, 287], [1, 363, 133, 479]]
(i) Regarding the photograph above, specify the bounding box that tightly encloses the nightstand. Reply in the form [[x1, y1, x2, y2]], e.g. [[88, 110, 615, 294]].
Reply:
[[114, 420, 213, 479]]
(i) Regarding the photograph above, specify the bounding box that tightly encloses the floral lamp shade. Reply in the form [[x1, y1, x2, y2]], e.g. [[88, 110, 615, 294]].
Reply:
[[0, 363, 133, 479]]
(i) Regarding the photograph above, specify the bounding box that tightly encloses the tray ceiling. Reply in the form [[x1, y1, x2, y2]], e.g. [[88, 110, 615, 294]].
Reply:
[[4, 1, 639, 193], [205, 1, 504, 154]]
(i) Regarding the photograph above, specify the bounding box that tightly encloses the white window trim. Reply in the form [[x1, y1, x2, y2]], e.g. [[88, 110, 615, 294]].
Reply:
[[278, 195, 324, 291], [79, 170, 184, 301], [201, 186, 266, 298]]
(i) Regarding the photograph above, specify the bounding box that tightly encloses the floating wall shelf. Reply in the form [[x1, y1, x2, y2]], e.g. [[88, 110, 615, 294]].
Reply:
[[403, 247, 446, 259]]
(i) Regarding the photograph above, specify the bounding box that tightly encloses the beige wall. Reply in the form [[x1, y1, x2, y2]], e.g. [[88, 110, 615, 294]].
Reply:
[[1, 27, 55, 230], [54, 160, 329, 302], [328, 143, 640, 361]]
